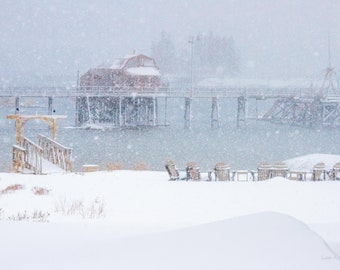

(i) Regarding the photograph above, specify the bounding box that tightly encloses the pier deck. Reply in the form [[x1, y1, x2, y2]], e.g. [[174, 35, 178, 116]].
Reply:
[[1, 86, 339, 128]]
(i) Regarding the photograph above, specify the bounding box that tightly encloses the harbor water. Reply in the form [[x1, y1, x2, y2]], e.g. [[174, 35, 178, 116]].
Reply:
[[0, 96, 339, 172]]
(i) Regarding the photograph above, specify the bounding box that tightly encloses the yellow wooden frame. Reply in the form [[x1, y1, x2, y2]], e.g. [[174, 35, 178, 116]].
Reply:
[[7, 114, 67, 144]]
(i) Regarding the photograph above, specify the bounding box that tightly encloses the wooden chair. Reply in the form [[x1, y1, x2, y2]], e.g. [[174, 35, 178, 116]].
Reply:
[[312, 162, 325, 181], [329, 162, 340, 180], [257, 163, 272, 181], [214, 163, 230, 181], [82, 164, 99, 172], [165, 160, 180, 181], [186, 162, 201, 181], [271, 162, 289, 178]]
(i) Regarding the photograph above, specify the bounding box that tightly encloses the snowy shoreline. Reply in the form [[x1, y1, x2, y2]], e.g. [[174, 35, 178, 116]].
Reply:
[[1, 153, 340, 269]]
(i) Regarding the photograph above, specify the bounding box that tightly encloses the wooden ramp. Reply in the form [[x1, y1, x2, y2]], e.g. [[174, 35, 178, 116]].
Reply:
[[12, 135, 72, 175], [42, 158, 67, 174], [22, 158, 66, 174]]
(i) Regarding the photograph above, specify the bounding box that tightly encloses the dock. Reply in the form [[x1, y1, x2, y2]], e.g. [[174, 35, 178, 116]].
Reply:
[[1, 85, 340, 128]]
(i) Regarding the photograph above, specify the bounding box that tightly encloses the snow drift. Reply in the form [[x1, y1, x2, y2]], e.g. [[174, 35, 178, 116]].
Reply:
[[1, 212, 339, 270]]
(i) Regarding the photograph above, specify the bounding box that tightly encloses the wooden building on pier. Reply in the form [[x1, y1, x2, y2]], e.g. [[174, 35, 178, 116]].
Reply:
[[76, 54, 162, 127], [80, 54, 161, 91]]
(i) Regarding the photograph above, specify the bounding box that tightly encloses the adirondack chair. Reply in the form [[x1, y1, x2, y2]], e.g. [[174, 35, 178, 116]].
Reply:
[[312, 162, 325, 181], [329, 162, 340, 180], [271, 162, 289, 178], [186, 162, 201, 181], [165, 160, 180, 181], [257, 163, 272, 181], [214, 163, 230, 181]]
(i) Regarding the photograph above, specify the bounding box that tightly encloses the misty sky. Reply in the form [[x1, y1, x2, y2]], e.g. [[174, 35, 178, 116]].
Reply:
[[1, 0, 339, 84]]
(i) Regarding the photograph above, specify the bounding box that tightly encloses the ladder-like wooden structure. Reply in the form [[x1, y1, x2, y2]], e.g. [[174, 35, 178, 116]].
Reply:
[[11, 135, 72, 174], [38, 134, 72, 172], [7, 114, 72, 174], [6, 114, 67, 144]]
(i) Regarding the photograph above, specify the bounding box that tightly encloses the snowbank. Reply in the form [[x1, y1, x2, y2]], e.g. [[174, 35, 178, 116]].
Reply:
[[0, 212, 339, 270], [1, 170, 340, 227], [1, 153, 340, 269], [284, 153, 340, 171]]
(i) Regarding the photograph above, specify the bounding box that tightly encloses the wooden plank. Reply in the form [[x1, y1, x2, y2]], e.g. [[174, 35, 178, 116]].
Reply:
[[82, 164, 99, 172]]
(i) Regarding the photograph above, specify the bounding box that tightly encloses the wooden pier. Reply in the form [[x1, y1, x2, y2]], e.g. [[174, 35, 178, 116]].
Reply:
[[1, 85, 340, 128], [75, 95, 158, 127]]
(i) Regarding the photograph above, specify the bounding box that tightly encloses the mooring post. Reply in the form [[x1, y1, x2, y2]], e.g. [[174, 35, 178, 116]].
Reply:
[[255, 98, 259, 121], [164, 97, 168, 126], [184, 97, 192, 129], [237, 95, 247, 127], [75, 97, 79, 126], [211, 97, 221, 128], [153, 97, 157, 126], [48, 96, 53, 115], [118, 96, 122, 127], [15, 117, 23, 144], [15, 97, 20, 115], [135, 97, 140, 126]]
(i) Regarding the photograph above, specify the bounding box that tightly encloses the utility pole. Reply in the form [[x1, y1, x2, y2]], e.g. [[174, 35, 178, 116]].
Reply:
[[185, 36, 195, 129], [321, 0, 339, 96], [189, 36, 194, 98]]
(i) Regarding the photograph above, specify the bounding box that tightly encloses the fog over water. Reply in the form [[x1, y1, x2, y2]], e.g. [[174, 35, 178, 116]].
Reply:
[[1, 0, 340, 83]]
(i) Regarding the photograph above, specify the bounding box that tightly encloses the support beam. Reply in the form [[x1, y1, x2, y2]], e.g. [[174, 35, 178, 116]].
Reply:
[[86, 96, 92, 124], [75, 97, 80, 127], [154, 97, 158, 126], [237, 96, 247, 127], [7, 114, 67, 144], [321, 67, 340, 97], [164, 97, 168, 126], [118, 96, 122, 127], [15, 97, 20, 114], [211, 97, 221, 129], [48, 96, 53, 115], [184, 97, 192, 129]]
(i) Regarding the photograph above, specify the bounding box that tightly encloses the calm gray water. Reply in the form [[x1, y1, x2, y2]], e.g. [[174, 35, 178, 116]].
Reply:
[[1, 96, 339, 172]]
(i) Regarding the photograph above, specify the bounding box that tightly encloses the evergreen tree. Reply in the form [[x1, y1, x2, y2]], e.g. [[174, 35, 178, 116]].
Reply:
[[150, 31, 239, 82], [193, 32, 239, 79], [151, 32, 177, 75]]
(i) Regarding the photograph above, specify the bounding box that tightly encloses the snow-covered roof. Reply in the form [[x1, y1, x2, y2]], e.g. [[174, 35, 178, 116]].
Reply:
[[126, 67, 161, 77], [111, 58, 130, 69], [110, 54, 159, 74], [110, 54, 142, 69]]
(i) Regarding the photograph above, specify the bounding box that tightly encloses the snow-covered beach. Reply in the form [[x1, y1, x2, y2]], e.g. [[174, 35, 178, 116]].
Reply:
[[1, 154, 340, 269]]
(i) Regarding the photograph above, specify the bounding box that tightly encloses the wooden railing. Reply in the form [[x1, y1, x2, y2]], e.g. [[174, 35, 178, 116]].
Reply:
[[12, 145, 27, 173], [38, 134, 72, 172], [20, 137, 43, 174], [0, 85, 327, 99]]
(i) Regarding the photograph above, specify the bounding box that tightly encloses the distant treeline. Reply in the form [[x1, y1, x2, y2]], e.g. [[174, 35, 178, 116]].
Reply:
[[151, 31, 240, 80]]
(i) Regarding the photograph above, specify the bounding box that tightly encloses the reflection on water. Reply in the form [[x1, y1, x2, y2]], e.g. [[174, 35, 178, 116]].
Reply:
[[0, 98, 339, 172]]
